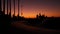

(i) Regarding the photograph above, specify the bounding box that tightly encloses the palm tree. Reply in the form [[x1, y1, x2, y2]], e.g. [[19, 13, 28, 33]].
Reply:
[[3, 0, 5, 14], [0, 0, 2, 11]]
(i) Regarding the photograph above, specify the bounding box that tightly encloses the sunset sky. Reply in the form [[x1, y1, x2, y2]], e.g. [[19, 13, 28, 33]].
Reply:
[[2, 0, 60, 18]]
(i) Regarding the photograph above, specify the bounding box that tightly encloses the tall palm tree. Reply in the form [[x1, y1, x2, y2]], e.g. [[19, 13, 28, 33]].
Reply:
[[7, 0, 8, 15], [0, 0, 2, 11], [3, 0, 5, 14], [14, 0, 15, 16], [9, 0, 11, 17]]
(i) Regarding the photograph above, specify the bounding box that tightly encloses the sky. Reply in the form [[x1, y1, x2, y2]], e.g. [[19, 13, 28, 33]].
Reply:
[[2, 0, 60, 18]]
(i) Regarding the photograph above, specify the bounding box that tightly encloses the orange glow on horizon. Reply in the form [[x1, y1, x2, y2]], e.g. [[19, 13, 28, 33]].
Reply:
[[13, 11, 60, 18], [5, 7, 60, 18]]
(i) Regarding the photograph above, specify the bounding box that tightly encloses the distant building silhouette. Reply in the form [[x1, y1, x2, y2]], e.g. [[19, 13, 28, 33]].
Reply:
[[39, 13, 41, 16]]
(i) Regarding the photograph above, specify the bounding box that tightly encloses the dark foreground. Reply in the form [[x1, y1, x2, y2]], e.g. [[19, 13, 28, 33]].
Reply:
[[1, 21, 60, 34], [0, 11, 60, 34], [11, 21, 60, 34]]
